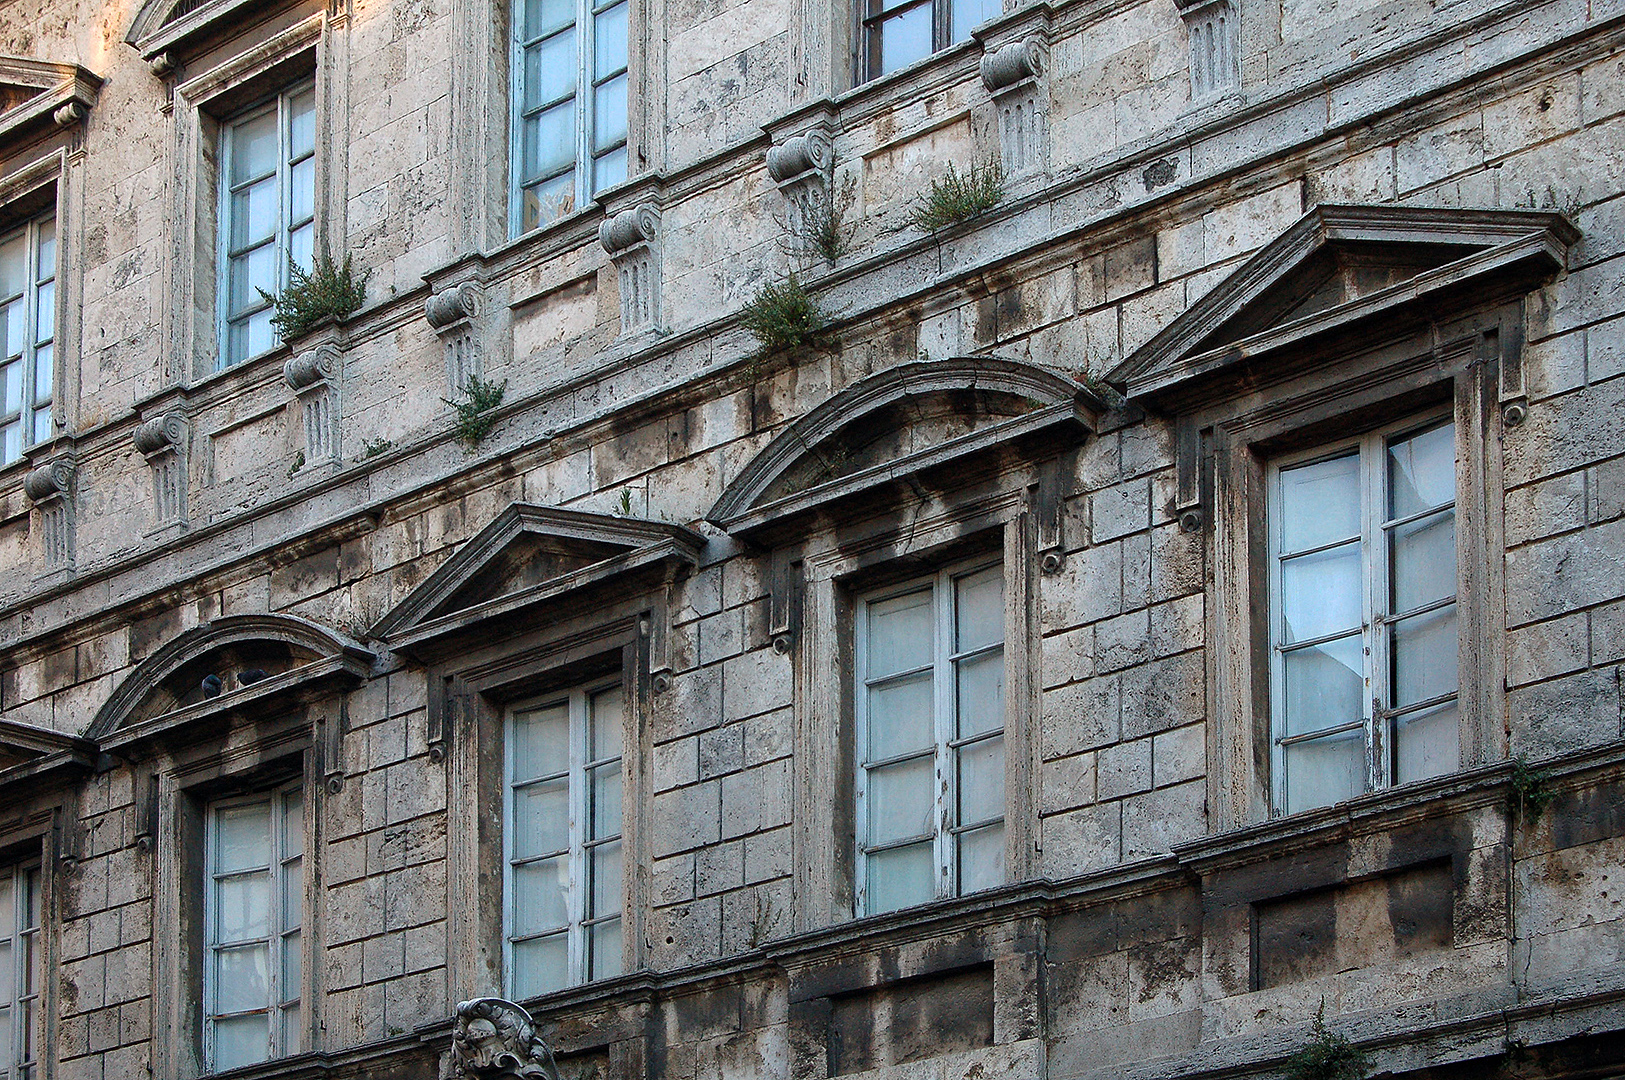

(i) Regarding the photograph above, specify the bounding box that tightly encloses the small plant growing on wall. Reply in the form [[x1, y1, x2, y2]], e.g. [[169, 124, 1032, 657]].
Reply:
[[741, 275, 838, 360], [1284, 1004, 1367, 1080], [261, 253, 370, 342], [1508, 756, 1556, 823], [906, 159, 1005, 233], [444, 375, 507, 449]]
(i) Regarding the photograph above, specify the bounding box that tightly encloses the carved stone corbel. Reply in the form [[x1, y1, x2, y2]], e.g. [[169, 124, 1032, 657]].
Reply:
[[426, 281, 488, 394], [766, 127, 834, 259], [980, 36, 1049, 176], [599, 203, 662, 335], [451, 998, 561, 1080], [133, 411, 188, 528], [1176, 0, 1239, 100], [24, 457, 74, 572], [284, 343, 341, 466]]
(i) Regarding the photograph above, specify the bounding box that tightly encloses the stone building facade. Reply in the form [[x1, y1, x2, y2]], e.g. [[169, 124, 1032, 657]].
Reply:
[[0, 0, 1622, 1076]]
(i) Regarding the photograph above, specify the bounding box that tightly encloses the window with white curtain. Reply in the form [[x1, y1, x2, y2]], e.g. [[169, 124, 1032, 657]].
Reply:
[[506, 681, 624, 998], [0, 212, 55, 466], [856, 562, 1005, 916], [1269, 414, 1460, 815], [217, 83, 316, 368], [0, 862, 41, 1080], [860, 0, 1001, 80], [204, 784, 304, 1072], [510, 0, 628, 235]]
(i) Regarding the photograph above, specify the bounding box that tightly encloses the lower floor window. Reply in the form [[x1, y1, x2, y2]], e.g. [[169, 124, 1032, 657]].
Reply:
[[0, 862, 40, 1080], [205, 784, 304, 1071], [1269, 414, 1460, 814], [506, 681, 625, 998], [856, 562, 1005, 915]]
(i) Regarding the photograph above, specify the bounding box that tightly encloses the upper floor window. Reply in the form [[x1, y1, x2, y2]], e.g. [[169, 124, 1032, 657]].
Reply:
[[510, 0, 628, 234], [205, 784, 304, 1072], [861, 0, 1000, 80], [505, 682, 625, 998], [856, 562, 1005, 916], [0, 213, 55, 466], [217, 83, 315, 368], [0, 862, 41, 1080], [1269, 415, 1460, 815]]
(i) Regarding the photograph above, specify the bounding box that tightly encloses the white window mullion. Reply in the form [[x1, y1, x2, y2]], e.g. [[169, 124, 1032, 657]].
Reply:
[[567, 690, 588, 985], [576, 0, 592, 212], [933, 569, 953, 901], [1360, 431, 1383, 794]]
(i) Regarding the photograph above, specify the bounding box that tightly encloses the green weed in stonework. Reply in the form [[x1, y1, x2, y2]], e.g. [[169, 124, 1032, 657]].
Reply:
[[259, 253, 369, 342], [444, 375, 507, 449], [1509, 756, 1556, 823], [1283, 1004, 1368, 1080], [906, 159, 1005, 233], [741, 276, 838, 361], [362, 436, 393, 459]]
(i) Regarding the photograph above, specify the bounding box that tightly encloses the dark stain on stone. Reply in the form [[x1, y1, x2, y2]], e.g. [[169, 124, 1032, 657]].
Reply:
[[1142, 158, 1178, 190]]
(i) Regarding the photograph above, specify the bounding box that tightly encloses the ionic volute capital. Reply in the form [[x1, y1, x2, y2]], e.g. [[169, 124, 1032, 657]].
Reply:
[[981, 35, 1047, 91], [425, 281, 487, 331], [133, 412, 187, 457], [285, 343, 340, 392], [599, 203, 661, 257], [24, 458, 74, 505]]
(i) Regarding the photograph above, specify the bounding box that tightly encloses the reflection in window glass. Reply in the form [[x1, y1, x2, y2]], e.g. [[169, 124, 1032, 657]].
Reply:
[[862, 0, 997, 81]]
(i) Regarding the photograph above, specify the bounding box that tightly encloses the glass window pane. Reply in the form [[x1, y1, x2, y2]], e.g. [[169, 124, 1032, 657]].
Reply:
[[0, 877, 12, 938], [1388, 422, 1455, 519], [288, 89, 316, 159], [522, 100, 576, 181], [22, 868, 37, 928], [2, 359, 19, 412], [214, 943, 270, 1013], [866, 672, 933, 760], [954, 565, 1004, 653], [35, 219, 55, 280], [590, 839, 621, 917], [1279, 543, 1362, 643], [0, 942, 11, 1001], [590, 763, 620, 841], [215, 803, 272, 873], [229, 244, 278, 315], [589, 917, 622, 980], [281, 856, 302, 931], [590, 686, 622, 761], [951, 0, 1000, 41], [212, 1013, 270, 1071], [522, 173, 576, 231], [1391, 509, 1455, 613], [1284, 728, 1366, 814], [33, 345, 53, 405], [512, 703, 570, 780], [1391, 606, 1457, 708], [957, 822, 1004, 893], [512, 776, 569, 858], [227, 308, 276, 365], [1279, 452, 1360, 552], [593, 147, 627, 194], [230, 178, 279, 251], [215, 871, 272, 942], [878, 4, 933, 74], [3, 300, 23, 359], [954, 652, 1003, 738], [0, 1008, 10, 1069], [0, 234, 26, 298], [593, 72, 627, 150], [3, 422, 20, 464], [1395, 701, 1459, 785], [30, 404, 51, 446], [33, 282, 53, 344], [281, 1002, 302, 1054], [229, 110, 280, 185], [281, 791, 303, 858], [1282, 634, 1364, 737], [522, 0, 574, 39], [957, 735, 1003, 826], [867, 588, 933, 677], [866, 756, 934, 845], [289, 224, 314, 274], [512, 857, 569, 935], [866, 842, 934, 914], [290, 157, 315, 223], [512, 933, 568, 998], [523, 30, 577, 111], [281, 930, 301, 1003], [594, 2, 628, 78]]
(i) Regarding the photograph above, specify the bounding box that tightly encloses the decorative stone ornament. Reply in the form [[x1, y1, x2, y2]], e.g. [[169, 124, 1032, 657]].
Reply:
[[765, 126, 834, 259], [1178, 0, 1239, 100], [598, 203, 662, 335], [133, 411, 188, 528], [285, 343, 341, 466], [24, 457, 75, 572], [979, 36, 1049, 176], [425, 281, 488, 393], [451, 998, 560, 1080]]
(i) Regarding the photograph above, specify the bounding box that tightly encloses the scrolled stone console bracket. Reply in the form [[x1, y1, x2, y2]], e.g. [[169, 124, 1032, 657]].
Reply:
[[451, 998, 561, 1080], [766, 125, 835, 259], [426, 280, 489, 395], [133, 411, 188, 529], [284, 343, 341, 466], [979, 35, 1049, 176], [599, 203, 663, 336], [24, 457, 75, 573]]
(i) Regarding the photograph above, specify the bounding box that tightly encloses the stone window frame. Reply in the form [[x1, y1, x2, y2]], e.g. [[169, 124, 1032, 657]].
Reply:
[[0, 202, 57, 468]]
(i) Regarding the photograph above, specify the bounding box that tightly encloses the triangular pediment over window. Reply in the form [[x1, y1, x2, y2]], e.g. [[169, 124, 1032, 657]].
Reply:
[[0, 718, 95, 791], [126, 0, 314, 64], [708, 356, 1103, 544], [371, 505, 707, 657], [1109, 204, 1579, 406], [0, 58, 101, 145]]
